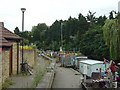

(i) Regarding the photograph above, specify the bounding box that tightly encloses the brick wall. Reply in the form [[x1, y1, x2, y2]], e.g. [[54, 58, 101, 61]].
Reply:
[[0, 22, 2, 89], [11, 42, 36, 74], [12, 43, 17, 75], [0, 52, 2, 89], [2, 50, 9, 83], [20, 49, 36, 69]]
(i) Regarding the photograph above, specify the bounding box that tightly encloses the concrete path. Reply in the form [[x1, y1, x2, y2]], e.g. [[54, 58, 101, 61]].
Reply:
[[52, 64, 83, 88], [8, 57, 46, 88]]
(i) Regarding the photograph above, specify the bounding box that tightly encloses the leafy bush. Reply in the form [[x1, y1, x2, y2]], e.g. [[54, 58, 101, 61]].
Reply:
[[19, 45, 36, 50]]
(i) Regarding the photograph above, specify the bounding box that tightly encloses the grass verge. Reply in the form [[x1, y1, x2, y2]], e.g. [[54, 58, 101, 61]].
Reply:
[[33, 57, 51, 88], [2, 78, 15, 89]]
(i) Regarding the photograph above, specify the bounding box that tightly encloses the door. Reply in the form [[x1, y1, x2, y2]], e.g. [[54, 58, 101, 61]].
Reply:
[[9, 46, 12, 75]]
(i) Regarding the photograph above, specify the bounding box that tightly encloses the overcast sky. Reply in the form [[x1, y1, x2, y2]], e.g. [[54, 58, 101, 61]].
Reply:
[[0, 0, 120, 32]]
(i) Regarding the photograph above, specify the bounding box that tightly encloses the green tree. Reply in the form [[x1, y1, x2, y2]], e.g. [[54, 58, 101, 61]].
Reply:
[[109, 11, 114, 19], [97, 15, 107, 26], [86, 10, 97, 24], [80, 25, 109, 60], [103, 19, 118, 60], [118, 12, 120, 60], [14, 27, 21, 36], [31, 23, 48, 49]]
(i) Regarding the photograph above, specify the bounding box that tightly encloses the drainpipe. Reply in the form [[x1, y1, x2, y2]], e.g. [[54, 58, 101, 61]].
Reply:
[[17, 41, 19, 74]]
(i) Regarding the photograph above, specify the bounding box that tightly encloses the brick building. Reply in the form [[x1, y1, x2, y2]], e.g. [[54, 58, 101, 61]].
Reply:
[[0, 22, 22, 84], [0, 22, 36, 88]]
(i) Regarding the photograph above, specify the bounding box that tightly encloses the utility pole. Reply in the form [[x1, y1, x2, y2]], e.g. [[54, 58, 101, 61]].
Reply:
[[61, 22, 63, 51], [118, 1, 120, 60]]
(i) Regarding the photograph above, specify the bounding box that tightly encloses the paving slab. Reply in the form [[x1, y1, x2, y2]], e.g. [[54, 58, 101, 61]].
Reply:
[[8, 57, 46, 88]]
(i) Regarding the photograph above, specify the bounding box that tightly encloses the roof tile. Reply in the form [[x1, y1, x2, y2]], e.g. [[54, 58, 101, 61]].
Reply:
[[0, 22, 22, 47]]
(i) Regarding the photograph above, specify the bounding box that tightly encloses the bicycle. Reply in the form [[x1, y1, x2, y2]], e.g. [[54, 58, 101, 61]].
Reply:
[[21, 60, 33, 75]]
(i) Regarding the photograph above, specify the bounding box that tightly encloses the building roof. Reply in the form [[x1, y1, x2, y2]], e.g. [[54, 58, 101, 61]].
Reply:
[[0, 36, 12, 47], [2, 27, 22, 40], [0, 22, 22, 47]]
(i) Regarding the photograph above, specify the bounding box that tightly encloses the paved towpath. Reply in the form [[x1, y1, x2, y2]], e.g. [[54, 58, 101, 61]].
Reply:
[[52, 64, 83, 88], [8, 57, 46, 88]]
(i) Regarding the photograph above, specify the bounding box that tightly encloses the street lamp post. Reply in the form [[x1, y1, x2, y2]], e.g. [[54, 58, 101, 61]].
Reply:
[[21, 8, 26, 72], [61, 22, 63, 51]]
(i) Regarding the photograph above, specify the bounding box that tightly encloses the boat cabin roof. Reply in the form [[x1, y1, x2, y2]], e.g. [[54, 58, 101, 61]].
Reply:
[[79, 59, 104, 65]]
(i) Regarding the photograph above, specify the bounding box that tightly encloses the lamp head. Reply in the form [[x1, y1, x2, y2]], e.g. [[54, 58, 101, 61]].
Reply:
[[21, 8, 26, 12]]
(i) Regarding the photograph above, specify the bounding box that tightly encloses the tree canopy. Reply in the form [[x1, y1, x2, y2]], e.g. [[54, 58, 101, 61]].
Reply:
[[14, 10, 120, 61], [103, 19, 118, 60]]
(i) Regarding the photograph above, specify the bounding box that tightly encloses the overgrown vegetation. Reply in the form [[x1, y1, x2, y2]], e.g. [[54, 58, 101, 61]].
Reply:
[[2, 78, 15, 89], [19, 45, 36, 50], [33, 68, 43, 88], [33, 57, 51, 88]]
